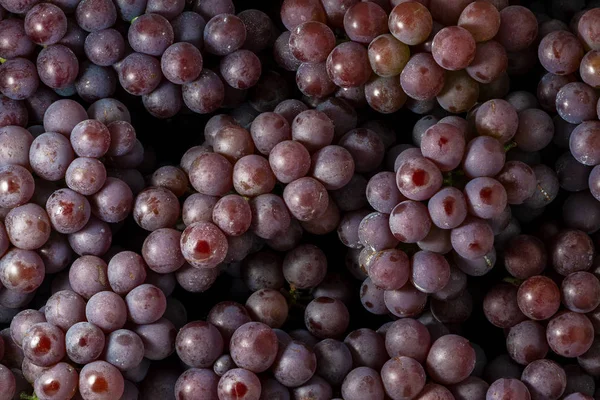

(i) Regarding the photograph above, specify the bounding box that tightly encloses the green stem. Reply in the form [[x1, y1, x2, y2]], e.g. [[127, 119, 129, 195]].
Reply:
[[504, 141, 517, 152], [20, 393, 39, 400], [503, 276, 523, 287]]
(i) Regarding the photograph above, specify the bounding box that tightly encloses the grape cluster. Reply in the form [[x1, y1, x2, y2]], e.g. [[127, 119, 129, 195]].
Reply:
[[0, 0, 600, 399]]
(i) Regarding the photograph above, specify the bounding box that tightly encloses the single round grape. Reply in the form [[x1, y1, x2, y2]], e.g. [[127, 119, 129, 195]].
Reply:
[[385, 318, 431, 363], [537, 73, 577, 113], [384, 283, 428, 318], [562, 272, 600, 313], [217, 368, 261, 400], [67, 216, 112, 256], [68, 255, 109, 299], [107, 251, 147, 295], [249, 112, 291, 156], [194, 0, 234, 20], [78, 360, 124, 400], [389, 1, 432, 45], [341, 367, 385, 400], [0, 58, 39, 101], [426, 335, 475, 385], [188, 152, 233, 197], [158, 42, 203, 85], [464, 177, 507, 220], [268, 140, 310, 184], [547, 312, 594, 358], [115, 52, 162, 96], [89, 177, 133, 223], [580, 50, 600, 89], [22, 322, 65, 367], [75, 62, 117, 103], [326, 41, 371, 89], [0, 165, 35, 209], [5, 204, 51, 252], [411, 250, 451, 293], [517, 275, 561, 321], [432, 26, 476, 71], [458, 1, 501, 42], [33, 362, 78, 400], [87, 98, 130, 125], [521, 359, 566, 400], [496, 161, 537, 205], [36, 44, 79, 90], [83, 28, 125, 67], [274, 31, 301, 72], [389, 200, 432, 243], [174, 368, 219, 400], [381, 356, 426, 400], [175, 320, 224, 368], [436, 70, 480, 114], [141, 228, 184, 274], [212, 124, 255, 163], [552, 229, 595, 276], [181, 193, 218, 226], [364, 75, 407, 114], [220, 49, 261, 90], [249, 194, 291, 240], [0, 19, 36, 60], [45, 188, 91, 234], [343, 2, 387, 44], [506, 320, 549, 365], [45, 289, 86, 331], [538, 30, 583, 76], [367, 248, 410, 290], [486, 378, 531, 400], [29, 132, 74, 182], [272, 339, 317, 388], [171, 11, 205, 50], [495, 5, 538, 52], [203, 13, 246, 56], [475, 99, 518, 143], [65, 157, 107, 196], [232, 154, 276, 197], [368, 34, 410, 78], [132, 186, 180, 232], [280, 0, 326, 31], [24, 3, 67, 46], [85, 291, 127, 333], [570, 121, 600, 166], [180, 221, 228, 269], [126, 13, 173, 56], [10, 309, 46, 347], [230, 321, 278, 373], [289, 21, 335, 63], [211, 194, 251, 237], [504, 235, 547, 279], [400, 53, 446, 101], [175, 262, 218, 293]]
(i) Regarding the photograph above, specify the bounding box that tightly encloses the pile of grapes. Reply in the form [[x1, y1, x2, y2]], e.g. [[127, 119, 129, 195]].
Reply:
[[1, 0, 600, 398]]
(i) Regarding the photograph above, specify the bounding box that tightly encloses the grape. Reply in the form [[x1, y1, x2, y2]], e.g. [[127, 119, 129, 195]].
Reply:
[[220, 49, 261, 90], [313, 338, 352, 386], [562, 272, 600, 313], [67, 216, 112, 256], [180, 221, 228, 269], [84, 29, 125, 67], [411, 250, 450, 293], [292, 110, 334, 153], [556, 82, 599, 125], [228, 321, 277, 373], [462, 136, 505, 178], [389, 2, 432, 46], [249, 112, 290, 156], [36, 44, 79, 89], [218, 368, 261, 400], [432, 26, 476, 71], [389, 200, 432, 243], [436, 70, 480, 114], [466, 41, 508, 84], [29, 132, 74, 181], [504, 235, 547, 279], [486, 378, 531, 400], [364, 75, 407, 114], [106, 251, 147, 295], [426, 335, 475, 385], [274, 31, 302, 72], [580, 51, 600, 89], [496, 161, 536, 205], [171, 11, 205, 50], [537, 72, 576, 113], [0, 19, 36, 60], [381, 356, 426, 400], [75, 62, 117, 103], [22, 322, 65, 367], [282, 244, 327, 289], [174, 368, 219, 400], [385, 318, 431, 363], [87, 98, 131, 125], [538, 30, 583, 76], [236, 9, 271, 54], [89, 177, 133, 223], [245, 288, 287, 328], [326, 42, 371, 89], [421, 123, 466, 171], [84, 291, 126, 333], [282, 177, 328, 221], [0, 247, 45, 295], [464, 177, 507, 219], [335, 85, 366, 108], [115, 52, 162, 96], [304, 297, 349, 339], [475, 99, 518, 143], [24, 3, 67, 46], [194, 0, 233, 20], [64, 158, 107, 197], [547, 312, 594, 358], [577, 8, 600, 51], [232, 154, 276, 197], [458, 1, 501, 42], [33, 362, 78, 400], [400, 54, 446, 101], [517, 275, 560, 321], [384, 282, 428, 318], [249, 194, 291, 240], [343, 2, 387, 44], [341, 367, 385, 400], [188, 152, 233, 196], [175, 262, 218, 293], [0, 58, 39, 101], [551, 229, 594, 276], [280, 0, 326, 31], [132, 186, 180, 232], [131, 317, 176, 361], [78, 360, 124, 400], [203, 13, 246, 56], [570, 121, 600, 166], [521, 359, 566, 400], [494, 5, 538, 52], [0, 165, 35, 208], [145, 0, 183, 19], [506, 320, 548, 365], [451, 216, 494, 260], [366, 248, 408, 290], [103, 329, 144, 371], [43, 290, 85, 333], [289, 21, 335, 63]]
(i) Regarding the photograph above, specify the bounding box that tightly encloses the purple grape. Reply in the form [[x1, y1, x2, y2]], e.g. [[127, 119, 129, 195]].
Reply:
[[180, 221, 228, 269], [384, 282, 428, 318], [562, 271, 600, 313], [521, 359, 566, 400], [0, 165, 35, 208], [326, 41, 371, 89], [0, 248, 45, 293], [33, 362, 78, 400], [486, 378, 531, 400], [86, 290, 127, 332], [44, 289, 86, 332], [103, 329, 144, 371], [68, 255, 109, 299], [29, 131, 75, 181], [0, 58, 40, 101], [232, 154, 276, 197], [203, 13, 246, 56], [282, 244, 327, 289], [517, 275, 561, 321], [426, 334, 476, 385], [217, 368, 261, 400], [385, 318, 431, 363], [22, 322, 65, 367], [400, 53, 446, 101], [341, 367, 385, 400], [75, 62, 117, 103], [174, 368, 219, 400], [78, 361, 124, 400], [506, 320, 549, 365], [381, 356, 426, 400], [464, 177, 507, 220], [451, 217, 494, 260], [175, 320, 223, 368], [496, 161, 537, 205], [107, 250, 147, 295], [89, 177, 133, 223], [84, 28, 125, 67], [115, 52, 162, 96], [428, 187, 468, 229], [0, 19, 36, 60], [547, 312, 594, 358], [36, 44, 79, 90], [389, 200, 432, 243], [395, 156, 442, 201], [556, 82, 599, 125], [249, 194, 291, 240], [87, 98, 131, 125], [67, 216, 112, 256]]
